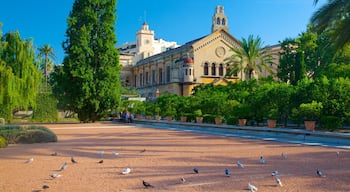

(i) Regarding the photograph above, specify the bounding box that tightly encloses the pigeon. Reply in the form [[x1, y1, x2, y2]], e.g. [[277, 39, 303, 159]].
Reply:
[[98, 150, 104, 157], [50, 173, 62, 179], [71, 157, 77, 163], [225, 168, 231, 177], [98, 160, 104, 164], [317, 169, 326, 177], [275, 177, 283, 187], [112, 151, 119, 156], [122, 168, 131, 174], [25, 158, 34, 164], [336, 151, 340, 158], [143, 180, 154, 188], [180, 177, 186, 183], [259, 156, 266, 164], [42, 184, 50, 189], [59, 162, 67, 171], [271, 170, 279, 176], [281, 153, 288, 159], [193, 168, 199, 174], [51, 152, 58, 156], [248, 183, 258, 192], [237, 161, 244, 168], [140, 149, 146, 153]]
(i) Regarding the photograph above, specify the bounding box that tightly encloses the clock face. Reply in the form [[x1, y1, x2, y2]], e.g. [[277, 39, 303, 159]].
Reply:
[[145, 39, 150, 44], [215, 46, 226, 57]]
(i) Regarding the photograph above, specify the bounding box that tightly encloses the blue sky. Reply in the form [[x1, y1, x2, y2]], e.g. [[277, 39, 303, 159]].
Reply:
[[0, 0, 327, 64]]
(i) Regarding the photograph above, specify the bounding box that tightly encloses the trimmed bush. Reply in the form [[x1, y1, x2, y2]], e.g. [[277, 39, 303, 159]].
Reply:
[[0, 136, 8, 148], [0, 125, 57, 144], [319, 116, 343, 132]]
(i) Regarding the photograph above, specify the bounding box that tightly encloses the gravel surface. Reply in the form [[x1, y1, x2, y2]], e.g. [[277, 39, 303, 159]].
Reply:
[[0, 122, 349, 192]]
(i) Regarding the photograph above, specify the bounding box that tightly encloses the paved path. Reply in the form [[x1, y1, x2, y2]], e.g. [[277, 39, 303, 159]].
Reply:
[[130, 120, 350, 149]]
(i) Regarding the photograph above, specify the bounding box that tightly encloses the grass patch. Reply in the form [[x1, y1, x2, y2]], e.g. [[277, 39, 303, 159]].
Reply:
[[0, 125, 57, 144]]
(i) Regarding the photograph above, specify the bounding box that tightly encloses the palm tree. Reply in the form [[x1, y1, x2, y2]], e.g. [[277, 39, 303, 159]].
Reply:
[[38, 44, 56, 88], [224, 35, 274, 80], [311, 0, 350, 50]]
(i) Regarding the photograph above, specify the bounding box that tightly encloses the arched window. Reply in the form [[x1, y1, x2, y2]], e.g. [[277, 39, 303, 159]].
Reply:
[[216, 18, 220, 25], [219, 64, 224, 76], [222, 18, 225, 25], [204, 63, 209, 75], [211, 63, 216, 76], [185, 69, 188, 76]]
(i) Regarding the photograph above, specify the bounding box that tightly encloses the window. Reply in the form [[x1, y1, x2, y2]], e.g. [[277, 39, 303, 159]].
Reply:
[[219, 64, 224, 76], [139, 73, 143, 87], [204, 63, 209, 75], [217, 18, 220, 25], [222, 18, 225, 25], [152, 70, 156, 85], [145, 72, 149, 85], [185, 69, 188, 76], [211, 63, 216, 76], [189, 69, 192, 75], [134, 75, 137, 87], [166, 66, 171, 82], [159, 68, 163, 83]]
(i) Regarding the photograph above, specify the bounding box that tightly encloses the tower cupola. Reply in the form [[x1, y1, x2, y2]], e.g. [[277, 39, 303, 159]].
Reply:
[[211, 5, 229, 33]]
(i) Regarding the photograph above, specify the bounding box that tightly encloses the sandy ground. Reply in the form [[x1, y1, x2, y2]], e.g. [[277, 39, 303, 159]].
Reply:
[[0, 122, 349, 192]]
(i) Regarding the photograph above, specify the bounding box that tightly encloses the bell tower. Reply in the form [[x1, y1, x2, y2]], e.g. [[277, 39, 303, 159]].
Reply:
[[211, 5, 229, 33]]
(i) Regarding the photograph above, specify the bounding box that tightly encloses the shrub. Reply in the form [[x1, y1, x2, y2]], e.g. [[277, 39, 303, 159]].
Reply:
[[319, 116, 343, 132], [0, 125, 57, 144], [0, 136, 8, 148]]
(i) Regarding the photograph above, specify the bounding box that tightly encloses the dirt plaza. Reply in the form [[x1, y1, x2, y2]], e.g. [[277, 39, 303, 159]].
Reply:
[[0, 122, 349, 192]]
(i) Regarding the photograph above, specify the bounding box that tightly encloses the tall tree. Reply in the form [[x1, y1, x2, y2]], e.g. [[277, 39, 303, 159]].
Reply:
[[52, 0, 121, 122], [0, 29, 42, 120], [38, 44, 56, 90], [224, 35, 274, 80], [311, 0, 350, 50]]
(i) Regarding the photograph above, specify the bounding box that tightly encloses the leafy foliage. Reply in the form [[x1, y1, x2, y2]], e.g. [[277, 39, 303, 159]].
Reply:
[[312, 0, 350, 50], [225, 35, 274, 80], [51, 0, 121, 122], [0, 29, 42, 121], [32, 92, 58, 122]]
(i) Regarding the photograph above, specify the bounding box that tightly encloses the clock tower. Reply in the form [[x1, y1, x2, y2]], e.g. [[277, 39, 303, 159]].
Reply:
[[136, 22, 154, 58]]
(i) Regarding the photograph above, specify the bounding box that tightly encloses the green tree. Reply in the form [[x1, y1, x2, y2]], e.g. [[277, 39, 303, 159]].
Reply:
[[225, 35, 274, 80], [312, 0, 350, 50], [51, 0, 121, 122], [38, 44, 56, 90], [0, 29, 42, 120], [278, 28, 318, 84]]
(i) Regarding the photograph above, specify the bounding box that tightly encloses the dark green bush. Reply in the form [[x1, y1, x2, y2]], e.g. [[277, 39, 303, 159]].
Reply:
[[0, 125, 57, 144], [319, 115, 343, 131], [0, 136, 8, 148]]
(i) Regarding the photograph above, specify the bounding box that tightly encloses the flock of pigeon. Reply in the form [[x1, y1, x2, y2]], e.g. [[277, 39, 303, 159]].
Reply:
[[24, 148, 334, 191]]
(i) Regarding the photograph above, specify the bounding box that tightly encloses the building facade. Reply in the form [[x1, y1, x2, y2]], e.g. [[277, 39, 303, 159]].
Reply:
[[119, 5, 280, 99]]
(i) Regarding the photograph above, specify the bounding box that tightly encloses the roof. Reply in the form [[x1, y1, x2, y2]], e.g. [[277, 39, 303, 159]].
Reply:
[[135, 36, 206, 66], [135, 29, 241, 66]]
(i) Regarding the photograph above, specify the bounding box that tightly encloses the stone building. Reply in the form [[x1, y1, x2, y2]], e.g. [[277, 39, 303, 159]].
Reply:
[[119, 5, 279, 99]]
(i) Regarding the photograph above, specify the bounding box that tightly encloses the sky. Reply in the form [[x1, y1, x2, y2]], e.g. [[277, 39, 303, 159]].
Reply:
[[0, 0, 327, 64]]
